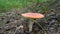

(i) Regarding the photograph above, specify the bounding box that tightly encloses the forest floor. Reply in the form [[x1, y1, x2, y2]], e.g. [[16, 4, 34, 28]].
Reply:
[[0, 0, 60, 34]]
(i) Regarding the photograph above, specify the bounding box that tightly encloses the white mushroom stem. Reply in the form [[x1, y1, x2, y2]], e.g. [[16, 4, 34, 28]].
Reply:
[[29, 19, 35, 32], [29, 21, 34, 32]]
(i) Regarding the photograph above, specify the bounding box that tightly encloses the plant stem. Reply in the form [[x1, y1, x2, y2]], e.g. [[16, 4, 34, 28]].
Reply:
[[35, 21, 48, 34]]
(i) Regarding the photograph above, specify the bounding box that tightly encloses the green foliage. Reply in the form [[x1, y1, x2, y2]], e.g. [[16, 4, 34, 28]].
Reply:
[[0, 0, 31, 9], [0, 0, 48, 12]]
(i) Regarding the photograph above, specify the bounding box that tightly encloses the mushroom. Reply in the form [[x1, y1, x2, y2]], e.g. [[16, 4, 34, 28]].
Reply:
[[21, 12, 44, 32]]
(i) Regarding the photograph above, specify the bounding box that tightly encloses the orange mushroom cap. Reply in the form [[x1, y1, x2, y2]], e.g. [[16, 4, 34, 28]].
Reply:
[[21, 12, 44, 19]]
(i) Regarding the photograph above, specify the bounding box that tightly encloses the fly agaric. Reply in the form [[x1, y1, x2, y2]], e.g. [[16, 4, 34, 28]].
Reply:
[[21, 12, 44, 32]]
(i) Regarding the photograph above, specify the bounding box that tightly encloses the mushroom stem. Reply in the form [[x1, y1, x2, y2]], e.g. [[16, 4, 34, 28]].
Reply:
[[29, 19, 35, 32]]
